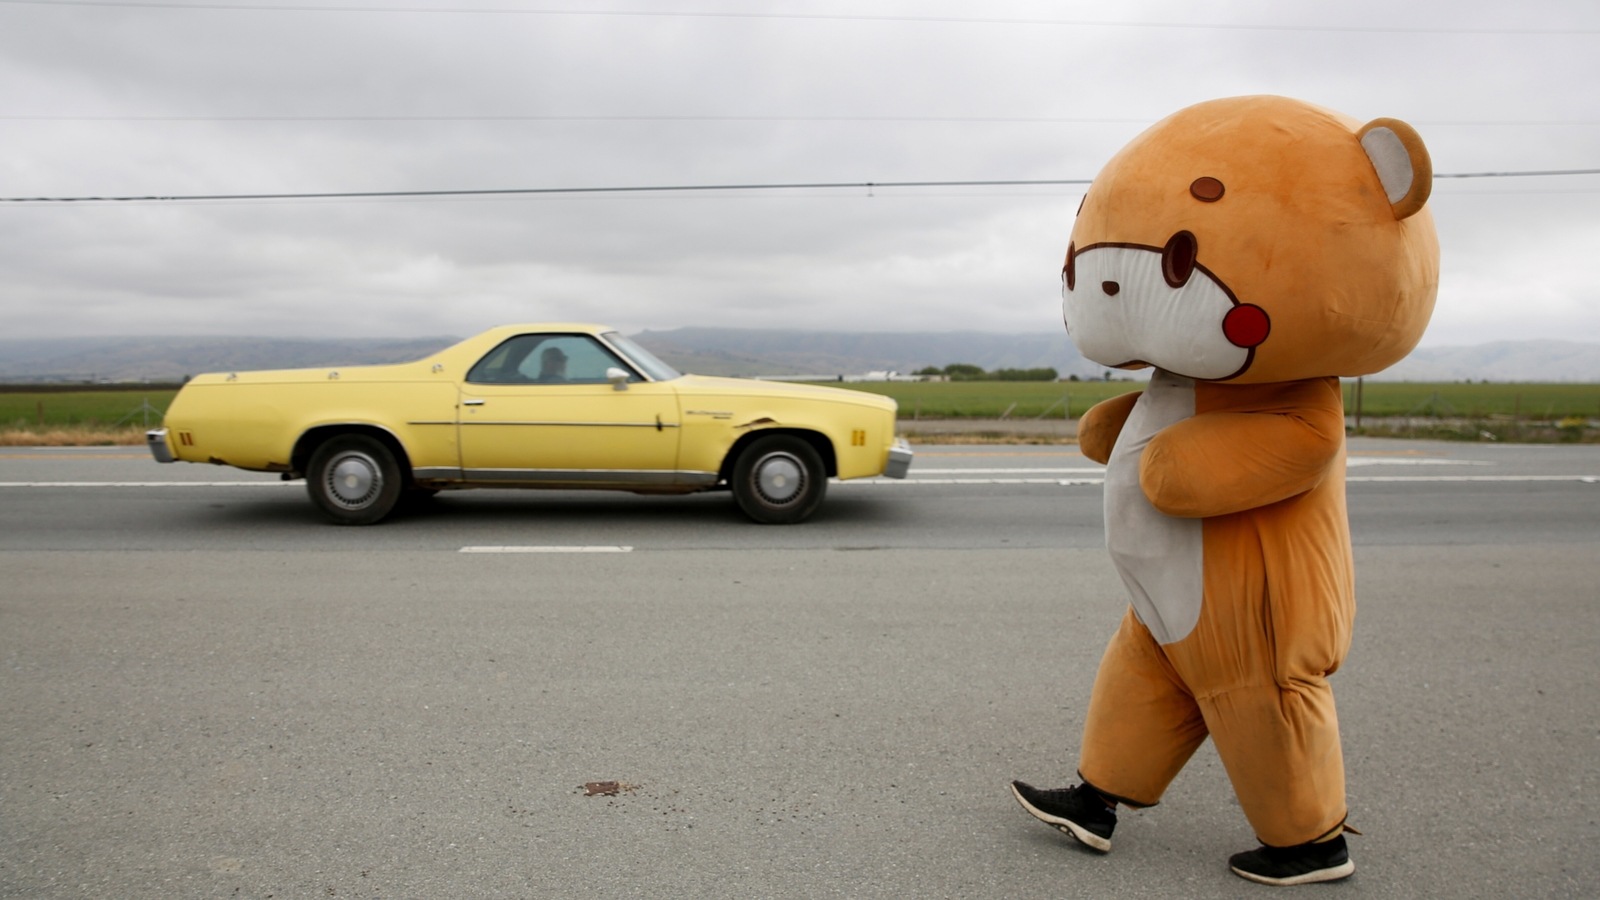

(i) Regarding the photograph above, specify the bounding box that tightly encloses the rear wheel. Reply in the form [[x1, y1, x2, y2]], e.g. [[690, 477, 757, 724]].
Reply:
[[730, 434, 827, 524], [306, 434, 402, 525]]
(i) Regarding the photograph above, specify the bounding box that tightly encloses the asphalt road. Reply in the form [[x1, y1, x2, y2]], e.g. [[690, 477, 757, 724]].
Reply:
[[2, 439, 1598, 898]]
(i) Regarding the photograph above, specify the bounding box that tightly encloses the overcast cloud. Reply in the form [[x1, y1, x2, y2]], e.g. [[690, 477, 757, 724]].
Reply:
[[2, 0, 1597, 348]]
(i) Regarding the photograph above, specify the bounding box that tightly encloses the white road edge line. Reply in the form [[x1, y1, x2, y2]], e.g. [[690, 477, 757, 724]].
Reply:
[[0, 481, 295, 487], [907, 468, 1108, 474], [1348, 475, 1600, 483], [3, 475, 1598, 488]]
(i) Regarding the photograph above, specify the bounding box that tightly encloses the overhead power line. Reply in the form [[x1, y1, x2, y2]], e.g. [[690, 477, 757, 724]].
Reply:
[[3, 170, 1597, 204], [2, 1, 1596, 35], [1434, 168, 1600, 179], [5, 114, 1160, 124], [1, 179, 1084, 204]]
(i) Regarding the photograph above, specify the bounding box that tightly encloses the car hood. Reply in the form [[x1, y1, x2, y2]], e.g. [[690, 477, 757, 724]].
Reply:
[[671, 374, 896, 411]]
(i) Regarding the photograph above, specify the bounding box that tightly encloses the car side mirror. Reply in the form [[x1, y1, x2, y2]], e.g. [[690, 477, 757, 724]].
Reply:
[[606, 367, 631, 391]]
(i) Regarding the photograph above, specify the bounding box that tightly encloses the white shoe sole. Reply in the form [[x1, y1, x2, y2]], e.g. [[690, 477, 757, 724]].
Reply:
[[1009, 783, 1113, 853], [1230, 858, 1355, 885]]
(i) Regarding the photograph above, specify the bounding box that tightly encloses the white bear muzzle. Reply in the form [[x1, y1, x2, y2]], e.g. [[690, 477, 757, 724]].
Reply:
[[1063, 243, 1267, 381]]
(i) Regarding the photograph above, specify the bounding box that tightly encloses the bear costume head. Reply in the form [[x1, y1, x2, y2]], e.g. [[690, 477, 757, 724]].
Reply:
[[1062, 95, 1440, 385]]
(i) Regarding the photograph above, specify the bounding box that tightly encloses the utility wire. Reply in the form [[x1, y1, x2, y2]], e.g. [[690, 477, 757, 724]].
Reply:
[[4, 171, 1597, 204], [0, 179, 1085, 203], [4, 114, 1158, 123], [1435, 168, 1600, 178]]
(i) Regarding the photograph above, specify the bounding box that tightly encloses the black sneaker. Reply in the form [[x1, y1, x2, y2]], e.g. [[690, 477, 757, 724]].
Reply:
[[1009, 780, 1117, 852], [1228, 834, 1355, 885]]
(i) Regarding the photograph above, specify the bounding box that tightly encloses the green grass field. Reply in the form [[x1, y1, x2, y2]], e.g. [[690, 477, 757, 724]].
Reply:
[[0, 389, 175, 430], [1, 381, 1596, 445], [828, 379, 1140, 419], [829, 379, 1600, 421], [1335, 381, 1600, 419]]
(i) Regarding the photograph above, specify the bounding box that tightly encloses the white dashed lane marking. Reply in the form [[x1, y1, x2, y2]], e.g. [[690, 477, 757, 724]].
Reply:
[[459, 546, 634, 553]]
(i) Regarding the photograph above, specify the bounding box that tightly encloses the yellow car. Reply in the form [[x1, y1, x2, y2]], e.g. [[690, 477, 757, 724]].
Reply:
[[147, 323, 912, 525]]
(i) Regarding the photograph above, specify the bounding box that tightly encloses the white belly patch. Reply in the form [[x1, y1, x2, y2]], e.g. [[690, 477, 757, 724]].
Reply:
[[1103, 371, 1204, 645]]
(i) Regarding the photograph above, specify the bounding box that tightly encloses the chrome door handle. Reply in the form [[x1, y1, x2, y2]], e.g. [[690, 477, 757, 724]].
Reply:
[[463, 399, 485, 406]]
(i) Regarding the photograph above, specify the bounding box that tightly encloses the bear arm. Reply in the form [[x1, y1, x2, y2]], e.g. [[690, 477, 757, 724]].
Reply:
[[1139, 406, 1344, 518], [1078, 391, 1143, 464]]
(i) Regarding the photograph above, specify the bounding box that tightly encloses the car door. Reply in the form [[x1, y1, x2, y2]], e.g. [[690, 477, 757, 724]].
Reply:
[[456, 332, 683, 486]]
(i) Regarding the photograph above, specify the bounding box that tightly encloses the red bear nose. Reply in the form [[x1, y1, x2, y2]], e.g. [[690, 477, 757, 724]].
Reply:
[[1102, 281, 1120, 296], [1222, 304, 1270, 348]]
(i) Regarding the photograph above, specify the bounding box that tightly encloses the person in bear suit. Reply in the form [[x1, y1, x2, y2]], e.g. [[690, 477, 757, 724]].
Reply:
[[1010, 95, 1439, 887]]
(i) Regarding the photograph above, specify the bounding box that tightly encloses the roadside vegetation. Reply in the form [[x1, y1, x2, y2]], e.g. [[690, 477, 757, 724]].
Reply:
[[0, 386, 175, 446], [1, 380, 1596, 446], [837, 378, 1599, 435], [913, 363, 1061, 381]]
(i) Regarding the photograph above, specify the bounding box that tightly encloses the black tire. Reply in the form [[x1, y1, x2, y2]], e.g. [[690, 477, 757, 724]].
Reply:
[[306, 434, 403, 525], [730, 434, 827, 524]]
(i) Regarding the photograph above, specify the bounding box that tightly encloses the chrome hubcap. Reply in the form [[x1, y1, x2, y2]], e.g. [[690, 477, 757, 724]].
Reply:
[[326, 452, 381, 508], [754, 452, 804, 505]]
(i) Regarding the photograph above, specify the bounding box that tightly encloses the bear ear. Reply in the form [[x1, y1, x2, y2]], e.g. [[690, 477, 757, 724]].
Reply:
[[1358, 117, 1432, 220]]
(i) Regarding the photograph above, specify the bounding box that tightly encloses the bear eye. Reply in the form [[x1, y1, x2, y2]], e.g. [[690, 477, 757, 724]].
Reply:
[[1063, 242, 1076, 291], [1162, 231, 1197, 288], [1190, 176, 1225, 202]]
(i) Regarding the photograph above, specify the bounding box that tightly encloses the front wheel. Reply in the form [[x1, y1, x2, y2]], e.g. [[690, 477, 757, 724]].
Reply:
[[730, 434, 827, 524], [306, 434, 403, 525]]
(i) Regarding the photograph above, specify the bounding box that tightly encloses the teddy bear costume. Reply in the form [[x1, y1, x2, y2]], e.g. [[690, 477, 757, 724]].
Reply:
[[1014, 95, 1439, 878]]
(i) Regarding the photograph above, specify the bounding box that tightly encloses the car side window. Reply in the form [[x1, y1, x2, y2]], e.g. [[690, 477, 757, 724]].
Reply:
[[466, 334, 640, 385]]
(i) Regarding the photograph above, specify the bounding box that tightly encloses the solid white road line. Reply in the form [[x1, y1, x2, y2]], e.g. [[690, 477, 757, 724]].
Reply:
[[0, 481, 293, 487], [907, 467, 1108, 474], [1349, 475, 1600, 483], [4, 474, 1598, 489]]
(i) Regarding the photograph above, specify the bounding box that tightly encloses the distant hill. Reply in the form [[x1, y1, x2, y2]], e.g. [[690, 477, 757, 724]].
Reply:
[[0, 336, 460, 383], [1377, 340, 1600, 383], [629, 327, 1098, 378], [635, 331, 1600, 382], [0, 330, 1596, 383]]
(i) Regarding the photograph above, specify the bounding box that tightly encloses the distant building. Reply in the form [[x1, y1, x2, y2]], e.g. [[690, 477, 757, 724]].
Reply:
[[843, 371, 926, 383], [757, 371, 935, 383]]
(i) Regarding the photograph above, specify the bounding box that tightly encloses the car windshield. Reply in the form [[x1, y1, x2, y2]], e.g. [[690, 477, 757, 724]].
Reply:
[[604, 332, 681, 381]]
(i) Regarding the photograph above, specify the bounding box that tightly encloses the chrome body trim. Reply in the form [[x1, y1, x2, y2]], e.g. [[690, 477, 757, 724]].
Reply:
[[458, 469, 717, 486], [146, 428, 175, 463], [413, 466, 463, 481], [883, 438, 914, 479], [458, 420, 679, 429]]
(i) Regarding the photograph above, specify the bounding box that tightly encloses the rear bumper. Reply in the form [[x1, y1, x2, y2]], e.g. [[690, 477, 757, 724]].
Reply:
[[883, 437, 913, 479], [146, 428, 175, 463]]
